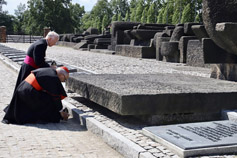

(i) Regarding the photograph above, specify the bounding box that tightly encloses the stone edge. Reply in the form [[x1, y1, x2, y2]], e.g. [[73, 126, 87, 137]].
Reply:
[[62, 100, 152, 158]]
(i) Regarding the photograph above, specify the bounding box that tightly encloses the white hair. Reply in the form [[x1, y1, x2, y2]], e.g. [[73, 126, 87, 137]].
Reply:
[[46, 31, 59, 40]]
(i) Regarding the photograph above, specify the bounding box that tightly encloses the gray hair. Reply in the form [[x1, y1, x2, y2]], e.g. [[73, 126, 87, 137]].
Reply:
[[46, 31, 59, 40]]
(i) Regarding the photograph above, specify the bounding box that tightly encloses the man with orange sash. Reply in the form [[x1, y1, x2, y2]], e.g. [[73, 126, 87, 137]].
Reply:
[[2, 67, 69, 125], [14, 31, 59, 91]]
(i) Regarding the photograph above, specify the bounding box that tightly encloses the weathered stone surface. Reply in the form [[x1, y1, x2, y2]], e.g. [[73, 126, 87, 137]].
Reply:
[[170, 26, 184, 41], [210, 64, 237, 81], [143, 120, 237, 157], [155, 37, 170, 61], [115, 45, 155, 58], [215, 22, 237, 55], [86, 27, 98, 35], [67, 73, 237, 116], [179, 36, 197, 63], [186, 40, 206, 67], [94, 38, 111, 45], [191, 25, 209, 41], [130, 29, 162, 41], [183, 22, 199, 36], [73, 40, 88, 50], [110, 22, 140, 50], [202, 0, 237, 55], [202, 38, 237, 63], [161, 41, 179, 62]]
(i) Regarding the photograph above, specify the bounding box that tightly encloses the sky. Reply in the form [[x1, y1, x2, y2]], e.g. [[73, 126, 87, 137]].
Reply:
[[2, 0, 98, 15]]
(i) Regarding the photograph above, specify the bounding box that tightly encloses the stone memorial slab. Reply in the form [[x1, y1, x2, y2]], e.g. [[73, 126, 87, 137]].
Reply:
[[143, 120, 237, 157], [67, 73, 237, 117]]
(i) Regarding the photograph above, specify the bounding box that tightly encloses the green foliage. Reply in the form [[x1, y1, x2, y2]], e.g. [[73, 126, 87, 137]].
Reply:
[[147, 2, 156, 23], [124, 11, 130, 22], [181, 3, 193, 23], [135, 0, 144, 22], [130, 8, 136, 22], [141, 7, 148, 23], [157, 7, 165, 24], [172, 8, 180, 24], [112, 14, 117, 22], [102, 14, 109, 32], [69, 3, 85, 33], [13, 3, 26, 34], [0, 12, 14, 34], [2, 0, 204, 35], [163, 2, 174, 24], [117, 12, 122, 21]]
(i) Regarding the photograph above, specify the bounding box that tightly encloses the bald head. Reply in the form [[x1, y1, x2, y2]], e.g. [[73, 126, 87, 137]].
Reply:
[[56, 67, 69, 82]]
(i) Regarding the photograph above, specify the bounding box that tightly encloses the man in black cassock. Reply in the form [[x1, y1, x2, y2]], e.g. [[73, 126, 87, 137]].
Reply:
[[2, 67, 69, 125], [14, 31, 59, 91]]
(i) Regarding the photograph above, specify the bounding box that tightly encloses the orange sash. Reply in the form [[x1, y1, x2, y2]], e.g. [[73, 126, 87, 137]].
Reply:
[[25, 73, 42, 91], [25, 73, 66, 100]]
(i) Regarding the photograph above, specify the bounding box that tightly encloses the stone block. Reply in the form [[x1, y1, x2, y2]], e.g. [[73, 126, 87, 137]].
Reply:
[[202, 38, 237, 63], [155, 37, 170, 61], [191, 25, 209, 41], [115, 45, 155, 58], [170, 26, 184, 41], [161, 41, 179, 62], [186, 40, 206, 67], [130, 29, 162, 41], [179, 36, 197, 63], [73, 40, 88, 50], [183, 22, 200, 36], [203, 0, 237, 55], [66, 73, 237, 117]]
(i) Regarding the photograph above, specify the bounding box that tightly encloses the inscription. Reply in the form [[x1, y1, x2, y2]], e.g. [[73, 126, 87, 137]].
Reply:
[[166, 129, 193, 141], [178, 122, 237, 142]]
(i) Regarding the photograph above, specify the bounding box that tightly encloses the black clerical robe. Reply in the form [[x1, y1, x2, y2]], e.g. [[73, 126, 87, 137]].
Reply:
[[3, 68, 67, 125], [14, 38, 50, 91]]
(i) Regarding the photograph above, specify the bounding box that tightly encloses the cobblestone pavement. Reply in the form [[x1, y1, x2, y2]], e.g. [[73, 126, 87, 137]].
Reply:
[[1, 43, 237, 158], [0, 60, 123, 158]]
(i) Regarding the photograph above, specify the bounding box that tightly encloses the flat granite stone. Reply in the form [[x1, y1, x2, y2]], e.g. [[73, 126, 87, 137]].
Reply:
[[143, 120, 237, 157], [67, 73, 237, 116]]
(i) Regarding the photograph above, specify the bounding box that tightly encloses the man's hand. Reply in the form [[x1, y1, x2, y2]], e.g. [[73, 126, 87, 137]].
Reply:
[[60, 111, 69, 121]]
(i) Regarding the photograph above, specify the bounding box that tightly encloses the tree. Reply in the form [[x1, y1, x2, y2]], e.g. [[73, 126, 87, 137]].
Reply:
[[0, 13, 14, 33], [172, 8, 179, 24], [112, 14, 117, 22], [157, 7, 165, 24], [135, 0, 144, 22], [13, 3, 26, 34], [23, 0, 75, 35], [147, 2, 156, 23], [181, 3, 193, 23], [69, 3, 85, 33], [141, 7, 148, 23], [102, 14, 109, 32], [117, 12, 122, 21], [110, 0, 128, 18], [124, 10, 130, 21]]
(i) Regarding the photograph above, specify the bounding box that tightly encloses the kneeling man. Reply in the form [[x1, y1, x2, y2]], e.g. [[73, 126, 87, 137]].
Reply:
[[2, 67, 70, 124]]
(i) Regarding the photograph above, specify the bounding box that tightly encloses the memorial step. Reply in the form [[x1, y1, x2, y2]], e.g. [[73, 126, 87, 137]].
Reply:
[[67, 73, 237, 123]]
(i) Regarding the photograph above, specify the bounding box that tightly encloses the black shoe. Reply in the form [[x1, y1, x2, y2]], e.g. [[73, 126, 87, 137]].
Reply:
[[1, 119, 9, 124]]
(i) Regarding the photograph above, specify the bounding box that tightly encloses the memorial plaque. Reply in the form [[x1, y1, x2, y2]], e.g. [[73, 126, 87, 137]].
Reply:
[[143, 120, 237, 157]]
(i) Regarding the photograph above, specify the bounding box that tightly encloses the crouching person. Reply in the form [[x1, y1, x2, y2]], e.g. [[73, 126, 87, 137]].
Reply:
[[2, 66, 70, 125]]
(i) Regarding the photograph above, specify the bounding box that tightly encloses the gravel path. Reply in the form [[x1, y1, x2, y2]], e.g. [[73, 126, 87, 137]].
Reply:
[[1, 43, 211, 77]]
